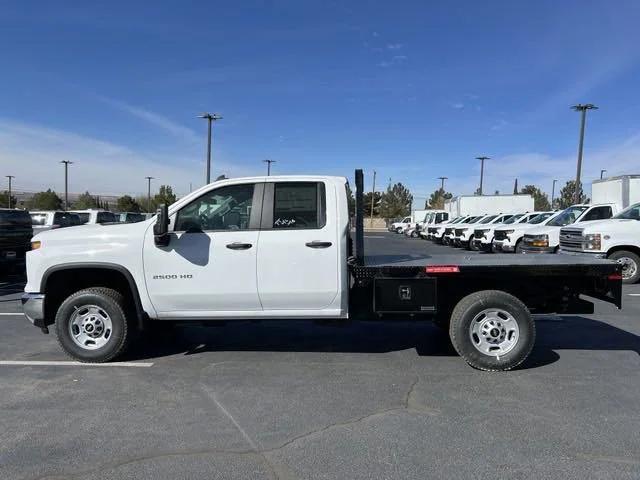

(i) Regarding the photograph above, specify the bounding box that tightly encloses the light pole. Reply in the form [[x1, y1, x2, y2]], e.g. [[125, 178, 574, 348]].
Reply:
[[475, 156, 490, 195], [197, 112, 223, 184], [145, 176, 154, 213], [60, 161, 73, 210], [551, 179, 558, 208], [370, 170, 377, 228], [600, 169, 607, 180], [5, 175, 14, 209], [438, 176, 448, 191], [263, 159, 276, 176], [571, 103, 598, 203]]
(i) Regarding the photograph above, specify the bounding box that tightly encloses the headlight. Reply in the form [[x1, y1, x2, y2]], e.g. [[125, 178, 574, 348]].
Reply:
[[526, 234, 548, 247], [503, 229, 515, 234], [31, 241, 41, 250], [583, 233, 601, 250]]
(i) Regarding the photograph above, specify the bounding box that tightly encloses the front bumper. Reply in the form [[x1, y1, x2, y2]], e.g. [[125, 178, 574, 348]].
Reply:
[[21, 293, 46, 328], [558, 250, 607, 259], [522, 245, 556, 254], [475, 239, 493, 252], [493, 240, 515, 252]]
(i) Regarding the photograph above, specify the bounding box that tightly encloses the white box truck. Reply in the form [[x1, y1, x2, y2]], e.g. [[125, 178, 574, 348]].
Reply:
[[444, 194, 534, 217], [591, 175, 640, 210]]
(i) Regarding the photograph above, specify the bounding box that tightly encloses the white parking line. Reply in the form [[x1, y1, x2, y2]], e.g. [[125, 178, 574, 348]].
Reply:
[[628, 293, 640, 297], [0, 313, 23, 316], [0, 360, 153, 367]]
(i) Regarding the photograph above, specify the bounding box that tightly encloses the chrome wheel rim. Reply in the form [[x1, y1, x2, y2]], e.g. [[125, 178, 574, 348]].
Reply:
[[469, 308, 519, 357], [616, 257, 637, 281], [69, 305, 113, 350]]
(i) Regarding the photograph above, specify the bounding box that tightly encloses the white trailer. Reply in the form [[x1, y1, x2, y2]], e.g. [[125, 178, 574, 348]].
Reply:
[[591, 175, 640, 210], [444, 194, 534, 217]]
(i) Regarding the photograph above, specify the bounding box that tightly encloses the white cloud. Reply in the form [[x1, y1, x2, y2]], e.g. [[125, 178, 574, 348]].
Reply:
[[95, 96, 200, 145], [386, 43, 403, 50], [0, 119, 252, 197], [451, 102, 465, 110]]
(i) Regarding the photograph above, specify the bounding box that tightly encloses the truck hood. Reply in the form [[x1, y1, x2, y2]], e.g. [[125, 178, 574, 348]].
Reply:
[[578, 218, 640, 234], [33, 220, 153, 246], [524, 226, 557, 236], [496, 222, 544, 233]]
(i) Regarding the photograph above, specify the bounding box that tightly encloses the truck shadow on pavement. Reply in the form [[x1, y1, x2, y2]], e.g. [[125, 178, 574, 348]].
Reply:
[[123, 315, 640, 370]]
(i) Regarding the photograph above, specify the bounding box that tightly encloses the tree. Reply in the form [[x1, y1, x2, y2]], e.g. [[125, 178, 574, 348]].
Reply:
[[520, 185, 551, 211], [116, 195, 141, 213], [426, 188, 452, 210], [152, 185, 177, 211], [363, 191, 382, 216], [474, 187, 482, 196], [494, 190, 500, 195], [513, 179, 518, 194], [380, 182, 413, 218], [558, 180, 589, 209], [27, 189, 63, 210], [0, 191, 17, 208], [73, 191, 98, 209], [345, 183, 355, 217], [215, 174, 228, 181]]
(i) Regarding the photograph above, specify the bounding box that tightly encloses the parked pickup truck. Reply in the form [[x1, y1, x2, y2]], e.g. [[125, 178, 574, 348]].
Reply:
[[522, 203, 618, 254], [22, 170, 622, 371], [473, 212, 542, 252], [559, 202, 640, 284]]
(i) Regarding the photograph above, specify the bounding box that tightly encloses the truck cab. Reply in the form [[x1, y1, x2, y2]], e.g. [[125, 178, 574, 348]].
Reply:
[[522, 204, 617, 254], [559, 202, 640, 283], [455, 213, 514, 250], [389, 216, 412, 234], [70, 209, 119, 225]]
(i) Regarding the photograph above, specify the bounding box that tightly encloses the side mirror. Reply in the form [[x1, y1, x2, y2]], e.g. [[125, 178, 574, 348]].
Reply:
[[153, 204, 171, 247]]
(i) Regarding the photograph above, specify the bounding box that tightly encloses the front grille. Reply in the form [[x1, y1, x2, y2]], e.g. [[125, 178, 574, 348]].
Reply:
[[494, 230, 508, 241], [428, 227, 437, 234], [559, 227, 584, 250], [474, 229, 488, 238], [454, 228, 465, 236], [444, 228, 453, 235]]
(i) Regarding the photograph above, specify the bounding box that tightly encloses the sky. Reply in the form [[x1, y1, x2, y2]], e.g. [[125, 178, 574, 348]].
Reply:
[[1, 0, 640, 207]]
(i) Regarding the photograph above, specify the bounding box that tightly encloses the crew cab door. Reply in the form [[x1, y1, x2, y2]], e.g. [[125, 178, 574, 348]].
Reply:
[[143, 182, 263, 316], [256, 181, 340, 310]]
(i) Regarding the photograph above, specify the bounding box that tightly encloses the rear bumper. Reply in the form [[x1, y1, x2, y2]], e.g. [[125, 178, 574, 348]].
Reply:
[[21, 293, 46, 328]]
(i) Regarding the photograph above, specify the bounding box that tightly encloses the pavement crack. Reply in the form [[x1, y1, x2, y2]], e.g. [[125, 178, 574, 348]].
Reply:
[[404, 376, 420, 409]]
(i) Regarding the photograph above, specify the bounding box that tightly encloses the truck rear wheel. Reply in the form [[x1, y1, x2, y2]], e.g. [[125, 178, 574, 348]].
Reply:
[[608, 250, 640, 284], [55, 287, 132, 363], [449, 290, 535, 371]]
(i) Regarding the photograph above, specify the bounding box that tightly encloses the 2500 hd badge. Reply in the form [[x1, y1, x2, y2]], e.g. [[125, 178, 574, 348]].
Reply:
[[152, 274, 193, 280]]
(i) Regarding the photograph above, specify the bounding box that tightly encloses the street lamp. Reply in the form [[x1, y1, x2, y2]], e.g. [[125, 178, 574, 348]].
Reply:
[[263, 159, 276, 176], [5, 175, 14, 209], [571, 103, 598, 203], [438, 176, 448, 191], [60, 161, 73, 210], [145, 176, 154, 213], [475, 156, 490, 195], [551, 179, 558, 208], [197, 112, 223, 184], [600, 169, 607, 180]]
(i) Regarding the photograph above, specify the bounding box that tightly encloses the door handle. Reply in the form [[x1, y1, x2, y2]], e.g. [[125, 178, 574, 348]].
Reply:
[[226, 242, 253, 250], [305, 241, 332, 248]]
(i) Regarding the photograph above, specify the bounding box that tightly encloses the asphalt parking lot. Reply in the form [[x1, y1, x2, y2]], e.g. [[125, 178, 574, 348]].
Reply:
[[2, 232, 640, 480]]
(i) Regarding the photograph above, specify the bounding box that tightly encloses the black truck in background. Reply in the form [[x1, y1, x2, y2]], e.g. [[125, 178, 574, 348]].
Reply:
[[0, 209, 32, 275]]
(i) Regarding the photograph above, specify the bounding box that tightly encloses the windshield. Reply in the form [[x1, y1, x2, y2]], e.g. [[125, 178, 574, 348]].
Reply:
[[503, 214, 523, 225], [613, 203, 640, 220], [76, 213, 90, 224], [463, 216, 482, 223], [479, 215, 498, 224], [547, 206, 588, 227], [527, 212, 554, 224]]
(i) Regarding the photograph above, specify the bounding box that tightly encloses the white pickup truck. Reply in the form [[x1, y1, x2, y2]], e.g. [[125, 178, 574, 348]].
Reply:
[[21, 170, 623, 371], [559, 202, 640, 284], [522, 203, 618, 254]]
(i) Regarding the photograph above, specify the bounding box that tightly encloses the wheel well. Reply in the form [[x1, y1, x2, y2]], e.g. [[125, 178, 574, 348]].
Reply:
[[608, 245, 640, 258], [43, 267, 141, 326]]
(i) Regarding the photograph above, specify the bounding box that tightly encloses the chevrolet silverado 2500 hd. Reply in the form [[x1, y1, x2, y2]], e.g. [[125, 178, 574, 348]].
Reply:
[[22, 170, 622, 371]]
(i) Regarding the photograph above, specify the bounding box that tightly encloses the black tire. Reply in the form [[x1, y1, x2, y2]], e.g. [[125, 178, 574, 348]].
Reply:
[[609, 250, 640, 284], [449, 290, 535, 371], [468, 236, 478, 251], [515, 240, 524, 253], [411, 230, 419, 238], [55, 287, 132, 363], [396, 227, 403, 234]]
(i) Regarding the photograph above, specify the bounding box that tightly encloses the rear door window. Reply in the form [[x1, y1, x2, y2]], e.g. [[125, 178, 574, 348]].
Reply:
[[272, 182, 326, 229]]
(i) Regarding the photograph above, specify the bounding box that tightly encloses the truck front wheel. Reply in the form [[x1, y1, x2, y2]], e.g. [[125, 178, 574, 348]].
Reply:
[[55, 288, 132, 363], [609, 250, 640, 284], [449, 290, 535, 371]]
